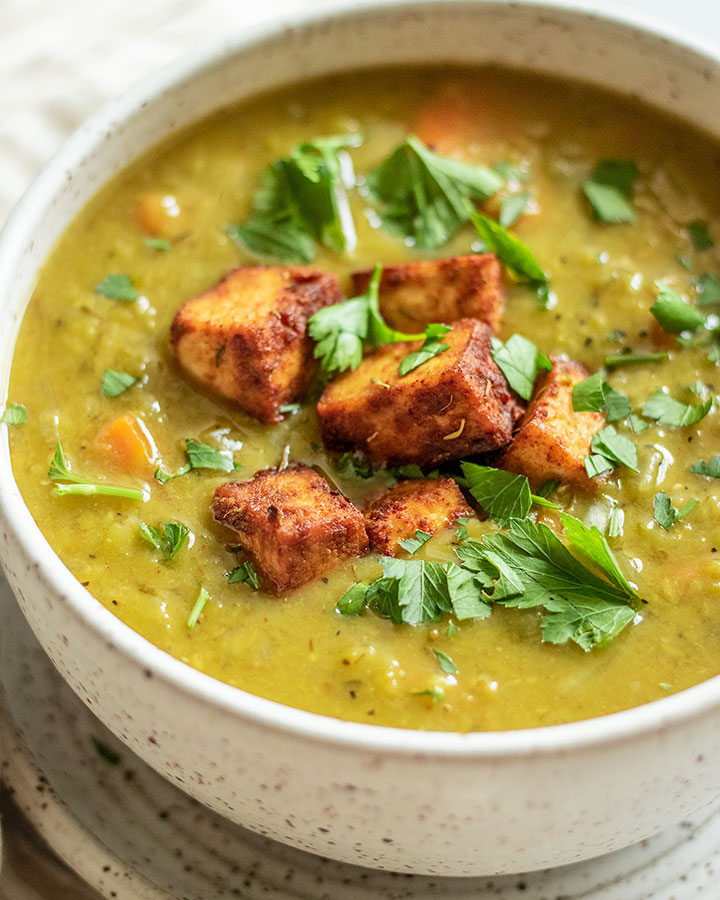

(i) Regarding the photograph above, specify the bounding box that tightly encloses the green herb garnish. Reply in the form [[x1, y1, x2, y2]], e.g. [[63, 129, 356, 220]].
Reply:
[[228, 561, 260, 590], [461, 463, 531, 525], [433, 648, 458, 675], [653, 492, 699, 530], [470, 211, 548, 294], [155, 438, 237, 483], [139, 521, 190, 560], [604, 351, 669, 369], [95, 273, 140, 302], [398, 323, 451, 376], [49, 441, 145, 501], [650, 281, 705, 334], [0, 403, 27, 425], [490, 333, 551, 401], [399, 530, 433, 555], [334, 452, 374, 479], [278, 402, 301, 415], [690, 455, 720, 478], [366, 136, 502, 249], [584, 425, 639, 477], [583, 159, 638, 224], [688, 219, 714, 251], [187, 586, 210, 628], [695, 273, 720, 307], [228, 134, 361, 262], [642, 389, 712, 426], [572, 372, 632, 421], [144, 237, 172, 252], [499, 191, 531, 228], [454, 517, 469, 543], [101, 370, 138, 397]]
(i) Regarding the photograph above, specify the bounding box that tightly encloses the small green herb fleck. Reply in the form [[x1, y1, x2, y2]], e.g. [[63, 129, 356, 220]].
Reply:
[[228, 561, 260, 590], [398, 323, 451, 376], [446, 621, 460, 637], [278, 402, 301, 415], [335, 452, 374, 479], [604, 351, 669, 369], [101, 369, 138, 397], [139, 521, 190, 560], [412, 685, 445, 703], [650, 281, 705, 334], [95, 273, 139, 302], [659, 682, 673, 692], [155, 438, 237, 482], [399, 530, 432, 555], [583, 159, 638, 224], [144, 236, 172, 252], [187, 586, 210, 628], [653, 492, 700, 530], [642, 389, 712, 427], [1, 403, 27, 425], [690, 455, 720, 478], [49, 441, 145, 501], [490, 333, 551, 400], [499, 191, 531, 228], [433, 648, 458, 675], [454, 517, 469, 543], [688, 219, 714, 252], [607, 507, 624, 537], [695, 273, 720, 307]]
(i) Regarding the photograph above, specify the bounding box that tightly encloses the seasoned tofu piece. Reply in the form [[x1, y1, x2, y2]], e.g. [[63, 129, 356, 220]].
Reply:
[[317, 318, 523, 468], [497, 356, 605, 487], [171, 266, 341, 424], [365, 477, 472, 556], [213, 463, 368, 594], [351, 254, 504, 334]]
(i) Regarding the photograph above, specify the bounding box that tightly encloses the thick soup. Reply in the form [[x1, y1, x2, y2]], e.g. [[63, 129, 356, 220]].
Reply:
[[6, 67, 720, 731]]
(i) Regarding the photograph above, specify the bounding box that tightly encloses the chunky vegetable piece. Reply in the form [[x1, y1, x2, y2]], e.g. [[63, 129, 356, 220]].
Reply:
[[364, 477, 472, 556], [318, 318, 523, 467], [351, 254, 504, 334], [171, 265, 341, 423], [93, 414, 158, 476], [498, 356, 605, 487], [213, 464, 369, 593]]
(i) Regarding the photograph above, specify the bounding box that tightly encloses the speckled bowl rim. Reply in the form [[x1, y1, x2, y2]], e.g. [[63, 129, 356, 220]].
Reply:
[[2, 0, 720, 760]]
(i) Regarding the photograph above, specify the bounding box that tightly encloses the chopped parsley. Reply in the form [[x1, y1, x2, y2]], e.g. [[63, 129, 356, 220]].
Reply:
[[433, 648, 458, 675], [1, 403, 27, 425], [49, 441, 146, 501], [470, 211, 548, 300], [653, 492, 699, 530], [398, 323, 451, 376], [228, 561, 260, 590], [399, 530, 433, 554], [155, 438, 238, 483], [101, 370, 138, 397], [139, 521, 190, 560], [228, 134, 360, 262], [278, 402, 301, 415], [144, 236, 172, 252], [334, 452, 374, 479], [454, 517, 469, 543], [95, 273, 140, 302], [490, 333, 551, 400], [187, 586, 210, 628], [642, 389, 712, 426], [688, 219, 714, 252], [461, 463, 531, 525], [584, 425, 639, 478], [582, 159, 638, 224], [572, 372, 631, 421], [499, 191, 531, 228], [607, 507, 624, 537], [695, 273, 720, 307], [366, 135, 502, 249], [650, 281, 705, 334], [690, 455, 720, 478], [604, 351, 669, 369]]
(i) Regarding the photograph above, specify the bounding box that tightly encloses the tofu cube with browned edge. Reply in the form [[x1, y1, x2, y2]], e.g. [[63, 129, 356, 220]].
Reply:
[[213, 464, 369, 594], [171, 266, 341, 424], [351, 254, 504, 334], [365, 477, 472, 556], [317, 318, 523, 468], [497, 356, 605, 487]]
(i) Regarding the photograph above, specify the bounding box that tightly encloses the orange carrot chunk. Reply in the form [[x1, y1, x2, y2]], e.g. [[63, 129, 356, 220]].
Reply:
[[94, 415, 158, 476]]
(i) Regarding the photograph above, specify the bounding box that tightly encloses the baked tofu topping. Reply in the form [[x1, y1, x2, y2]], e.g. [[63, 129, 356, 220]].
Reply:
[[317, 318, 523, 468], [351, 253, 504, 334], [365, 477, 472, 556], [497, 355, 605, 487], [213, 463, 368, 594], [171, 265, 341, 424]]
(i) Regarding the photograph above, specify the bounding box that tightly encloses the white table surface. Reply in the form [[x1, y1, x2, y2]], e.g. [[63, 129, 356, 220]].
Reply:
[[1, 0, 720, 895]]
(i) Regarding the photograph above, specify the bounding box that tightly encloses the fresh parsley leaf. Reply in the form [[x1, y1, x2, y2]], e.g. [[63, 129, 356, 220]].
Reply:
[[695, 273, 720, 307], [337, 582, 368, 616], [628, 413, 650, 433], [490, 333, 551, 400], [586, 426, 639, 475], [187, 586, 210, 628], [398, 323, 451, 376], [642, 389, 712, 426], [278, 402, 301, 415], [499, 191, 531, 228], [387, 464, 440, 480], [447, 621, 460, 637], [677, 497, 700, 520], [412, 685, 446, 703], [335, 452, 374, 479], [228, 561, 260, 590], [690, 454, 720, 478], [228, 135, 360, 262], [650, 281, 705, 333], [381, 556, 451, 625], [139, 521, 190, 560], [454, 517, 469, 543], [101, 369, 138, 397], [607, 507, 624, 537], [366, 135, 502, 249], [572, 372, 631, 421], [144, 236, 172, 251], [540, 596, 637, 650], [559, 512, 637, 598], [49, 441, 146, 501], [461, 462, 532, 525], [155, 438, 237, 482], [530, 493, 562, 510], [688, 219, 714, 251], [604, 351, 669, 369], [399, 530, 432, 554], [95, 273, 139, 302], [1, 403, 27, 425], [654, 491, 699, 529], [470, 211, 547, 286], [433, 648, 458, 675], [583, 159, 638, 224], [536, 479, 560, 499]]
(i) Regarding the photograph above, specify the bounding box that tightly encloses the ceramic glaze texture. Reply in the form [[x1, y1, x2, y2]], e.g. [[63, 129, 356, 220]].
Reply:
[[3, 0, 720, 877]]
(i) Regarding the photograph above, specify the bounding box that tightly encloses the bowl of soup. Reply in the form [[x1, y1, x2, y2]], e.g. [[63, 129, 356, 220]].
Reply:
[[2, 0, 720, 877]]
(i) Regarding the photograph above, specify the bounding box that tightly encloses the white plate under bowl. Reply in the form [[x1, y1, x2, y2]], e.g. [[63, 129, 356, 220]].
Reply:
[[2, 573, 720, 899]]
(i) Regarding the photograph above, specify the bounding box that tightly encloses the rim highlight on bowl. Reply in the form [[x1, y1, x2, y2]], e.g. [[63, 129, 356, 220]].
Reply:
[[2, 0, 720, 877]]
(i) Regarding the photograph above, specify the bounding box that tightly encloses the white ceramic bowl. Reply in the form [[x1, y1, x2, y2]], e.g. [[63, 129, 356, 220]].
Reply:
[[3, 0, 720, 878]]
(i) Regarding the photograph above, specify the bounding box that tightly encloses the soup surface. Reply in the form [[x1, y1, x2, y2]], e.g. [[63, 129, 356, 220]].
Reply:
[[7, 67, 720, 731]]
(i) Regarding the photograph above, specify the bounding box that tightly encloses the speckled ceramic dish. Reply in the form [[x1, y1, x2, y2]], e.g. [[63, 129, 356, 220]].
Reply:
[[2, 0, 720, 878]]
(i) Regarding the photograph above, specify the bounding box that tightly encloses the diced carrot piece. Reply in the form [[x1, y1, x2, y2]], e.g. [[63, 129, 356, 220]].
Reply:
[[413, 80, 484, 155], [94, 415, 158, 476], [136, 192, 186, 237]]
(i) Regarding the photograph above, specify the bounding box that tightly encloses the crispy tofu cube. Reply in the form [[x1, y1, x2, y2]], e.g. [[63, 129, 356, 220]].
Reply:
[[497, 356, 605, 487], [351, 254, 504, 334], [365, 477, 472, 556], [171, 266, 341, 424], [317, 318, 522, 468], [213, 463, 368, 594]]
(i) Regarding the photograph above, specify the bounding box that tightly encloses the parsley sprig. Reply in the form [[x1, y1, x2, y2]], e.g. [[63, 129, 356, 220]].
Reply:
[[1, 403, 27, 425], [49, 441, 146, 501], [155, 438, 239, 483], [490, 334, 551, 400], [139, 521, 190, 560], [583, 159, 638, 224]]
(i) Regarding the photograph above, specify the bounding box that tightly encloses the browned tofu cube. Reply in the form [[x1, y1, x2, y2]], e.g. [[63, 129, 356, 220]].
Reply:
[[317, 318, 523, 468], [497, 356, 605, 487], [351, 254, 504, 334], [365, 477, 472, 556], [213, 463, 368, 594], [171, 266, 341, 424]]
